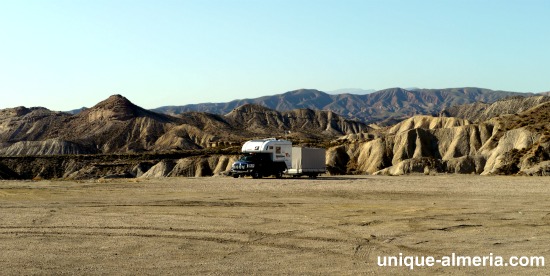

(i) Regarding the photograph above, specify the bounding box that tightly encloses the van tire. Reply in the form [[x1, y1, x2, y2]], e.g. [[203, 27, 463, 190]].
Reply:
[[252, 171, 262, 179]]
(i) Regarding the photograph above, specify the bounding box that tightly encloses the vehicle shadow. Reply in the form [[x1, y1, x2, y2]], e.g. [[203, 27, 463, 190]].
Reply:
[[247, 175, 372, 181]]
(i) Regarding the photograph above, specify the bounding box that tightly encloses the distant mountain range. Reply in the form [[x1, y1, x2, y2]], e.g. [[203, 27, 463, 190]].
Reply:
[[152, 87, 531, 125]]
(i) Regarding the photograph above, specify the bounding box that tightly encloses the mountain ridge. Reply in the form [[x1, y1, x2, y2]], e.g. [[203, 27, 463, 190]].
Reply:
[[152, 87, 531, 125], [440, 95, 550, 122]]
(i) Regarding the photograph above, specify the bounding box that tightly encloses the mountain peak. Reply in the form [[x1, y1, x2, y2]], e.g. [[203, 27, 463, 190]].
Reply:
[[100, 94, 133, 106], [81, 94, 144, 121], [282, 89, 327, 97]]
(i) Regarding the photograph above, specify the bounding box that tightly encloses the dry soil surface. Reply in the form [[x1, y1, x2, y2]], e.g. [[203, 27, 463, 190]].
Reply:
[[1, 175, 549, 275]]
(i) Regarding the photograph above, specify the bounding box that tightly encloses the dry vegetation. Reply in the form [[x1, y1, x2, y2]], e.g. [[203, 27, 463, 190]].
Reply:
[[500, 102, 550, 135]]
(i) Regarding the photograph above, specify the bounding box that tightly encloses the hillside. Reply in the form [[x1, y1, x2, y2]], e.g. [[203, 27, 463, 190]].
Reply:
[[326, 99, 550, 176], [0, 107, 72, 143], [0, 95, 185, 154], [224, 104, 370, 140], [0, 95, 372, 179], [0, 95, 369, 157], [440, 95, 550, 122], [153, 87, 529, 125]]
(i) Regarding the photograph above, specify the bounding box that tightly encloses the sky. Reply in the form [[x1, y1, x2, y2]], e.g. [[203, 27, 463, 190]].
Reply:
[[1, 0, 549, 111]]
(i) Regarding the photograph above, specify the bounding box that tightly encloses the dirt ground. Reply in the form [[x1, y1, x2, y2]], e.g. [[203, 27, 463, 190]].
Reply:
[[1, 175, 549, 275]]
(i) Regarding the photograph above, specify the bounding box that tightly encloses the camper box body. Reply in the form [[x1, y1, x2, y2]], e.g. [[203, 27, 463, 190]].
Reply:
[[286, 147, 326, 177], [241, 138, 292, 168]]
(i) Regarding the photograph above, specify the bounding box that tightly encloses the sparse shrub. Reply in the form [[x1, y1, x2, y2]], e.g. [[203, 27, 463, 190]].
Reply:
[[346, 158, 359, 175], [494, 149, 523, 175], [326, 165, 345, 175]]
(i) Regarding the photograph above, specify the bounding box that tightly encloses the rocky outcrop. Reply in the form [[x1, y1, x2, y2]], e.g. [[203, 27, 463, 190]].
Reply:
[[348, 122, 495, 174], [386, 116, 471, 135], [153, 124, 217, 150], [0, 153, 239, 180], [327, 106, 550, 176], [479, 128, 541, 175], [520, 160, 550, 176], [140, 155, 237, 178], [0, 139, 93, 155], [225, 104, 370, 139]]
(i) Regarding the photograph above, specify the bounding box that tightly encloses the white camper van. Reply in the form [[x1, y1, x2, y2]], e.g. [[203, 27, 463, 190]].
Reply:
[[231, 138, 326, 178]]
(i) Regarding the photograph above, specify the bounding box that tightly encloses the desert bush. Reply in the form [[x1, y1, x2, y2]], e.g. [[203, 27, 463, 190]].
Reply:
[[494, 149, 523, 175]]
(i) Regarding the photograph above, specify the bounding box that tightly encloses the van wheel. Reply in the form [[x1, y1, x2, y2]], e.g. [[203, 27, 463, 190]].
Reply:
[[233, 174, 239, 178], [252, 171, 262, 179], [275, 172, 283, 179]]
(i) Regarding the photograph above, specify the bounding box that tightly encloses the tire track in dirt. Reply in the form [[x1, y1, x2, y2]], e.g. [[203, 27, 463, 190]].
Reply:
[[0, 225, 351, 256]]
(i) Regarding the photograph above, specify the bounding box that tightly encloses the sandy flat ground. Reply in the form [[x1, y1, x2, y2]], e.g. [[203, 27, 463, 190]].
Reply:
[[1, 175, 549, 275]]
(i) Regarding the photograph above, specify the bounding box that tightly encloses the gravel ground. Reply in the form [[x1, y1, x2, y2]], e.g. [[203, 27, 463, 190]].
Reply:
[[1, 175, 549, 275]]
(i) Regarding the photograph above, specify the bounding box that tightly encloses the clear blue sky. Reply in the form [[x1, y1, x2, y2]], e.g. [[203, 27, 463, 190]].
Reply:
[[1, 0, 549, 110]]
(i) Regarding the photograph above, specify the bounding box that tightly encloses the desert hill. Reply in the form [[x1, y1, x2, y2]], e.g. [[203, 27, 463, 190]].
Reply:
[[440, 95, 550, 122], [326, 99, 550, 176], [0, 95, 182, 155], [224, 104, 370, 139], [0, 106, 72, 142], [153, 87, 528, 125], [0, 95, 368, 157]]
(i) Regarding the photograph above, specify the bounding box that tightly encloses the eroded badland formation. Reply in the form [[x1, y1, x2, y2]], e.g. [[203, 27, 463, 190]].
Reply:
[[1, 88, 550, 179]]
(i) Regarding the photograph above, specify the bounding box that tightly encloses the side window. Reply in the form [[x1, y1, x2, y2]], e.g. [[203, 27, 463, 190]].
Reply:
[[276, 146, 281, 154]]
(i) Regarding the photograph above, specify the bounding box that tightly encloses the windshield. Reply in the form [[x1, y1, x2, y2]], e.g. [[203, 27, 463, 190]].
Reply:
[[238, 155, 256, 162]]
